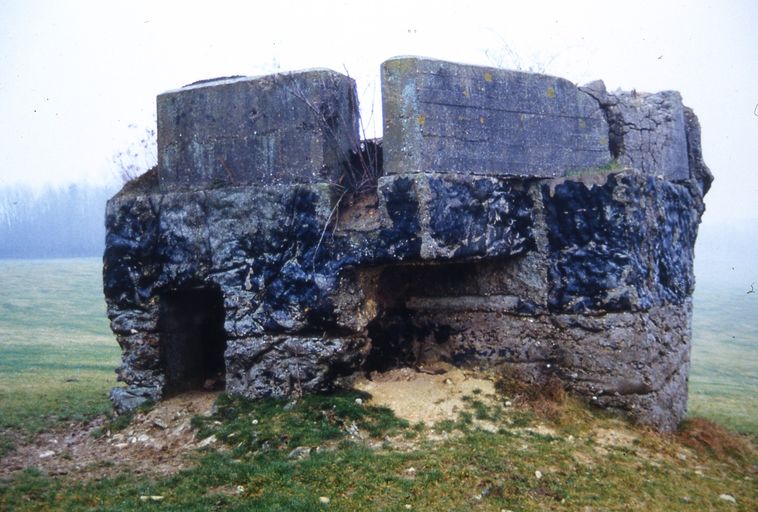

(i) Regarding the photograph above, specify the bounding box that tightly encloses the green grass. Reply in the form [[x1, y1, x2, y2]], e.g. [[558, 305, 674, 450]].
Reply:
[[1, 390, 755, 511], [689, 280, 758, 433], [191, 390, 409, 456], [0, 259, 120, 454]]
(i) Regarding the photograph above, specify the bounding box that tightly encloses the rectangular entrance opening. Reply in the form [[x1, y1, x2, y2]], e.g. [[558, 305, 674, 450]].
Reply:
[[158, 286, 227, 394]]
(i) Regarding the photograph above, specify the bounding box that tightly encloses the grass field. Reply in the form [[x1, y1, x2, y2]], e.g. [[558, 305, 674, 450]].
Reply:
[[0, 258, 120, 455], [690, 281, 758, 433]]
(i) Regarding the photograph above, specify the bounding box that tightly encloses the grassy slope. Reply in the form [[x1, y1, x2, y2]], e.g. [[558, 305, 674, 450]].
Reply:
[[1, 390, 755, 511]]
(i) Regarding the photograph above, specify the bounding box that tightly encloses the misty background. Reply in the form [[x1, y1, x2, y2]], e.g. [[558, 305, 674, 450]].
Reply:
[[0, 0, 756, 292], [0, 184, 113, 258]]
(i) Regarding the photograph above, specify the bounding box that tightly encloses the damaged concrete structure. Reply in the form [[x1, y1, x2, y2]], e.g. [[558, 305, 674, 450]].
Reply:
[[103, 57, 711, 431]]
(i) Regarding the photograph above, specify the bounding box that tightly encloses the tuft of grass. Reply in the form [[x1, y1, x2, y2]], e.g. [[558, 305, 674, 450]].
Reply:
[[677, 417, 754, 461], [471, 399, 493, 420], [495, 371, 569, 423]]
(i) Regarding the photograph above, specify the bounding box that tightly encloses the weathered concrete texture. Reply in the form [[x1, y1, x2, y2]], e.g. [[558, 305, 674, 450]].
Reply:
[[406, 303, 691, 431], [382, 57, 611, 177], [682, 106, 714, 196], [581, 80, 693, 181], [157, 70, 359, 191], [104, 172, 533, 411], [105, 57, 711, 431], [225, 335, 370, 399], [543, 172, 703, 313]]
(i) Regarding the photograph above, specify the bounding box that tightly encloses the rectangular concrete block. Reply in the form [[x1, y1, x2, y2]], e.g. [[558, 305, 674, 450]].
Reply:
[[157, 70, 359, 191], [381, 57, 611, 177], [579, 81, 691, 181], [616, 91, 690, 180]]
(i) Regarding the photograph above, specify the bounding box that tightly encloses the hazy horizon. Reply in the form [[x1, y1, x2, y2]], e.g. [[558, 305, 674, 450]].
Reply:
[[1, 1, 756, 230]]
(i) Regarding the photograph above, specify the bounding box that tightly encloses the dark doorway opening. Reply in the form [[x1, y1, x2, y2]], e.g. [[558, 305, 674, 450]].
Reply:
[[158, 286, 227, 394], [361, 263, 453, 373], [360, 255, 530, 373]]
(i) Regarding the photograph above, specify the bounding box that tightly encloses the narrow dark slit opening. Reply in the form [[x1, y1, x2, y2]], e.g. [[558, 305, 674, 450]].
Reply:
[[158, 286, 227, 394]]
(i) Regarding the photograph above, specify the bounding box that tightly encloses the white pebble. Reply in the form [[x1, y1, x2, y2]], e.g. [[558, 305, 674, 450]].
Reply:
[[535, 470, 543, 479], [319, 496, 330, 504], [198, 435, 217, 448]]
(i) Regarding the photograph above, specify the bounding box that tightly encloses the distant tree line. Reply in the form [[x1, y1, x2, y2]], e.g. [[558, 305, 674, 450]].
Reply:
[[0, 184, 117, 259]]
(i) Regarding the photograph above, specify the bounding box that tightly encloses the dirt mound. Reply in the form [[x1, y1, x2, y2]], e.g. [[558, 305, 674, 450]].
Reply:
[[354, 363, 497, 425], [0, 390, 218, 480]]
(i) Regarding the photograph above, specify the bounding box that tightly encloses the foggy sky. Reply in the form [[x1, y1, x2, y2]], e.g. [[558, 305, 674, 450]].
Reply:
[[1, 0, 756, 226]]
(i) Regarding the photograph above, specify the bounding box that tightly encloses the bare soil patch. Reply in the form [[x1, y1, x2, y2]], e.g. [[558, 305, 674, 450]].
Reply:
[[0, 390, 218, 480], [353, 363, 497, 425]]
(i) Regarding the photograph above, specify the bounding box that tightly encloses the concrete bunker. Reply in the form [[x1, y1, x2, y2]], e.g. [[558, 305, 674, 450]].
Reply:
[[104, 57, 712, 431], [158, 286, 226, 394]]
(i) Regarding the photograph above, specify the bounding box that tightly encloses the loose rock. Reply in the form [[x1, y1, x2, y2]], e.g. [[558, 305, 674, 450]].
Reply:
[[718, 494, 737, 504]]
